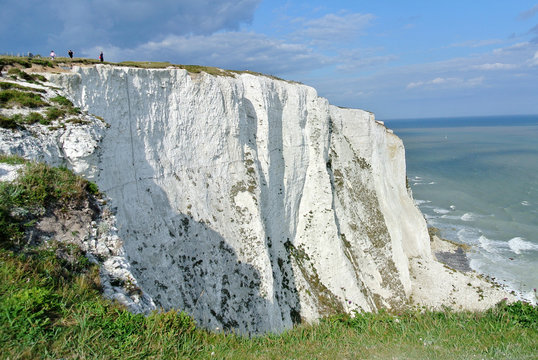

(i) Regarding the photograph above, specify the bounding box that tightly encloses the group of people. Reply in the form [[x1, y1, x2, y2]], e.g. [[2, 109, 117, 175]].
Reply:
[[49, 50, 104, 62]]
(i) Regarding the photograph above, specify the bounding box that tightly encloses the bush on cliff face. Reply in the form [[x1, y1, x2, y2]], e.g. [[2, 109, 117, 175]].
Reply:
[[0, 160, 97, 246], [0, 89, 47, 108]]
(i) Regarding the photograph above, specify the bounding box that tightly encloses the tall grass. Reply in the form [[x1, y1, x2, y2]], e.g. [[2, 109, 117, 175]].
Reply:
[[0, 89, 47, 108]]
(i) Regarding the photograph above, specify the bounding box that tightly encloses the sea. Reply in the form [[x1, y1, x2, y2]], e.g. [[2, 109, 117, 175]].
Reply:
[[384, 115, 538, 303]]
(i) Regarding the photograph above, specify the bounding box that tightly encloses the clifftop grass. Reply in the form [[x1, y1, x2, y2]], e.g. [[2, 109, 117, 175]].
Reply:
[[0, 158, 536, 359], [1, 55, 296, 83]]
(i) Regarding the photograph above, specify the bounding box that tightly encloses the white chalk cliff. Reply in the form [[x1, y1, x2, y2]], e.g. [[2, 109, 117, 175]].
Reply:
[[3, 65, 508, 335]]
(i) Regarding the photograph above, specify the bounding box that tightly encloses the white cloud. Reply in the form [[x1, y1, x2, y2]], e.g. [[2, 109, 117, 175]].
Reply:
[[406, 76, 484, 90], [493, 42, 531, 54], [91, 32, 330, 75], [336, 48, 397, 71], [291, 12, 375, 45], [473, 63, 518, 70], [449, 39, 503, 48]]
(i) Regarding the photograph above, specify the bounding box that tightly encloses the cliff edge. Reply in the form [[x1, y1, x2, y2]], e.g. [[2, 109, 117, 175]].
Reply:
[[0, 63, 511, 334]]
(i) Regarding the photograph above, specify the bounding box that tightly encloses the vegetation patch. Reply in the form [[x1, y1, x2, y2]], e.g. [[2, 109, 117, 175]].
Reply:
[[0, 81, 46, 92], [0, 89, 47, 108], [45, 106, 66, 121], [0, 114, 19, 129], [0, 56, 54, 68], [0, 153, 26, 164], [6, 68, 46, 83], [0, 161, 98, 245], [0, 112, 50, 129], [50, 95, 73, 107], [26, 111, 46, 124], [118, 61, 173, 69], [66, 117, 91, 125]]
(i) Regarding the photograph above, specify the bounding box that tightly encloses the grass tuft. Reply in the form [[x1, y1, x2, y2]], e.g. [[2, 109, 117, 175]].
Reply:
[[0, 161, 97, 245], [0, 89, 47, 108]]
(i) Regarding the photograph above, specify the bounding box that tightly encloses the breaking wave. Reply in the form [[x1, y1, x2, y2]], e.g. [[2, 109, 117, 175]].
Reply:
[[508, 237, 538, 254], [461, 213, 476, 221]]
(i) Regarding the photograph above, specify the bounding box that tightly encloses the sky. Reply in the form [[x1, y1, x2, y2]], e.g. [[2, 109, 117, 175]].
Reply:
[[1, 0, 537, 119]]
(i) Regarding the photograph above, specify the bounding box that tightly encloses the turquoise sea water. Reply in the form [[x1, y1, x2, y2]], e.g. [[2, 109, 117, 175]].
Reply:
[[385, 115, 538, 303]]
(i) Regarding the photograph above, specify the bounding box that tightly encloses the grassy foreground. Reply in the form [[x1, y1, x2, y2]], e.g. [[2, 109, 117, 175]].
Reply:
[[1, 160, 537, 359]]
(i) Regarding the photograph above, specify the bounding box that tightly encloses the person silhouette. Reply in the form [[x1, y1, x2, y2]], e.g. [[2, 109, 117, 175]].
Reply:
[[99, 52, 103, 62], [68, 50, 73, 58]]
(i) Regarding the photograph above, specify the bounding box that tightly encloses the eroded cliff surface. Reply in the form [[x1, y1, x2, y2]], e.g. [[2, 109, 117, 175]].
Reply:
[[35, 65, 430, 333]]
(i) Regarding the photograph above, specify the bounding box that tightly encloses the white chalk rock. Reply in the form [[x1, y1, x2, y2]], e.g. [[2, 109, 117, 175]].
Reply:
[[47, 65, 431, 333]]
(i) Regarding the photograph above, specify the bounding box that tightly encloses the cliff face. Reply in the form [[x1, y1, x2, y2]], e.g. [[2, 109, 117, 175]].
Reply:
[[46, 65, 430, 333]]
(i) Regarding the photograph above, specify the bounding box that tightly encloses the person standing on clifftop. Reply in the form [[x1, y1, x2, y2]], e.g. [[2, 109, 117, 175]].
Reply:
[[99, 51, 103, 62], [68, 50, 73, 58], [50, 50, 56, 60]]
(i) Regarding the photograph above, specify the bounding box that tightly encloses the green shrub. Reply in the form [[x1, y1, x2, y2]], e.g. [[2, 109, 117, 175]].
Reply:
[[489, 300, 538, 329], [31, 73, 47, 82], [0, 112, 47, 129], [0, 162, 95, 246], [0, 89, 47, 108], [0, 154, 26, 164], [0, 114, 19, 129], [15, 163, 88, 208], [67, 106, 82, 115], [24, 112, 45, 124], [7, 68, 34, 82], [0, 57, 31, 68], [46, 106, 66, 121], [3, 68, 47, 83], [30, 58, 53, 68], [0, 81, 46, 92], [50, 95, 73, 107], [67, 117, 90, 125]]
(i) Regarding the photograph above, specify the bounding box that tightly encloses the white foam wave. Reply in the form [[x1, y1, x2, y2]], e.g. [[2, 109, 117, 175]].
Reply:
[[414, 199, 431, 205], [433, 208, 450, 214], [478, 235, 508, 254], [449, 205, 456, 210], [428, 181, 436, 185], [520, 289, 538, 305], [441, 215, 460, 220], [521, 201, 530, 206], [508, 237, 538, 254], [457, 228, 479, 243], [461, 213, 475, 221]]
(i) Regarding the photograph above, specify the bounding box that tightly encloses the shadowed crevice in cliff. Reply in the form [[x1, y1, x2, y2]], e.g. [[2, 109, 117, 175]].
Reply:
[[239, 95, 302, 326]]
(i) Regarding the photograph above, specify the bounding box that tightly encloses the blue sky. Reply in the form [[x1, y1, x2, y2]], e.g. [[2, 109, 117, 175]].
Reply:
[[1, 0, 537, 119]]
